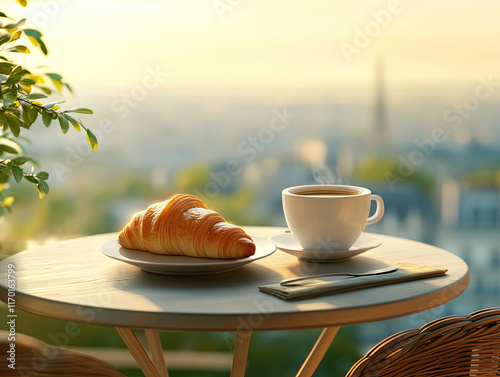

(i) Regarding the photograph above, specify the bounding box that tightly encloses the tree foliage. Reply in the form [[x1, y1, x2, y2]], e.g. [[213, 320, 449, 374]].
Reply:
[[0, 1, 96, 216]]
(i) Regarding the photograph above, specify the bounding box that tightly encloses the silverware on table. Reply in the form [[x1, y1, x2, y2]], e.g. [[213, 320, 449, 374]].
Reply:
[[279, 266, 398, 286]]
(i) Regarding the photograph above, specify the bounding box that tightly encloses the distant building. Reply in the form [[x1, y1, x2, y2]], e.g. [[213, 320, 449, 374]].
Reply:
[[357, 180, 500, 352], [459, 187, 499, 227], [355, 60, 500, 350]]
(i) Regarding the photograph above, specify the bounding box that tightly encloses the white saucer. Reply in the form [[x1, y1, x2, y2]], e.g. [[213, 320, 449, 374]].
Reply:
[[269, 233, 382, 262], [101, 236, 276, 276]]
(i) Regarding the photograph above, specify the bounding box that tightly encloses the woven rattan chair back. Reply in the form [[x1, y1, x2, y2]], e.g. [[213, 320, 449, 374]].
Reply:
[[346, 307, 500, 377], [0, 331, 126, 376]]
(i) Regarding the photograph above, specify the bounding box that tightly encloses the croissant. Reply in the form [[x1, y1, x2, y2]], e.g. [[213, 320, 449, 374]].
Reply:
[[118, 194, 256, 259]]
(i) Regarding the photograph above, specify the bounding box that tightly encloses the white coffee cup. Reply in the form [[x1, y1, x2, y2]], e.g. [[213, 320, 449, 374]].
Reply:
[[282, 184, 384, 251]]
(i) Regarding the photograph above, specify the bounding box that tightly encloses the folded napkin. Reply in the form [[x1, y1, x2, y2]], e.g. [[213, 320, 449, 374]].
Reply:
[[258, 262, 447, 300]]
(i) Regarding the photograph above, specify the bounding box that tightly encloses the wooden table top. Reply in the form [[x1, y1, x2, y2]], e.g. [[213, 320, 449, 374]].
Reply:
[[0, 226, 469, 332]]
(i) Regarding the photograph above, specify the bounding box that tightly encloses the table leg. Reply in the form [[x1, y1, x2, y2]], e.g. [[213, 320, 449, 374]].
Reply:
[[116, 327, 162, 377], [296, 326, 340, 377], [230, 330, 252, 377], [145, 329, 169, 377]]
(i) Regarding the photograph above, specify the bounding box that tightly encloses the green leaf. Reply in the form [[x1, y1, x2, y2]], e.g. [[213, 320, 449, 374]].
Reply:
[[12, 156, 32, 165], [26, 93, 48, 100], [15, 0, 28, 7], [18, 117, 28, 129], [36, 171, 49, 180], [23, 175, 37, 184], [64, 107, 94, 115], [58, 113, 69, 134], [12, 165, 23, 183], [39, 179, 49, 193], [9, 30, 22, 42], [2, 88, 18, 106], [23, 30, 47, 54], [8, 65, 22, 77], [6, 108, 21, 117], [0, 12, 12, 19], [20, 78, 36, 86], [38, 38, 48, 55], [27, 106, 38, 123], [20, 104, 36, 128], [15, 67, 30, 76], [0, 34, 10, 46], [39, 87, 51, 95], [41, 110, 52, 127], [6, 45, 30, 54], [0, 113, 6, 131], [21, 104, 31, 126], [86, 129, 98, 151], [0, 169, 9, 184], [63, 114, 81, 132], [64, 82, 73, 94], [5, 74, 23, 85], [0, 62, 14, 74], [4, 114, 20, 137], [0, 144, 18, 154], [23, 29, 42, 39], [17, 45, 31, 54], [5, 66, 30, 86], [46, 73, 63, 81], [4, 112, 27, 137]]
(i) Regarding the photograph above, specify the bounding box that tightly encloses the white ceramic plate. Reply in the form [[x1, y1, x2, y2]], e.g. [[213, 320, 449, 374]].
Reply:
[[101, 236, 276, 276], [269, 232, 382, 262]]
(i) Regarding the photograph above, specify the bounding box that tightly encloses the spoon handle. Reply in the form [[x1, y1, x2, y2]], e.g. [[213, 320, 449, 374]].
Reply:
[[280, 266, 398, 286]]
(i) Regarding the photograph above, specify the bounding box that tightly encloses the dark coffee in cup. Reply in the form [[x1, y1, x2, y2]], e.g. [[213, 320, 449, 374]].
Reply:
[[297, 191, 358, 197], [282, 184, 384, 250]]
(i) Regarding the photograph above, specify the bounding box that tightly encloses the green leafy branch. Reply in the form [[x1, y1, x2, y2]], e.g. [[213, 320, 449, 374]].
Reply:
[[0, 4, 96, 214], [1, 62, 96, 146], [0, 153, 48, 204], [0, 133, 47, 215]]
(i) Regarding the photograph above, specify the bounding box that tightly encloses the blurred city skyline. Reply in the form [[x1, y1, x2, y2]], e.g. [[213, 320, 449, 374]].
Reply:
[[1, 0, 498, 234]]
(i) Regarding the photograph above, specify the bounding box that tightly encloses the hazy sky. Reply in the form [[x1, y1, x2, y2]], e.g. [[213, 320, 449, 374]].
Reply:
[[4, 0, 500, 98]]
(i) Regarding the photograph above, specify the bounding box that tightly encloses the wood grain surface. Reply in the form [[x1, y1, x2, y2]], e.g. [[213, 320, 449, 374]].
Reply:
[[0, 227, 469, 332]]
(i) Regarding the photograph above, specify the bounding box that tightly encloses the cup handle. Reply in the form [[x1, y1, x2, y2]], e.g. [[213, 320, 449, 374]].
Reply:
[[366, 194, 384, 225]]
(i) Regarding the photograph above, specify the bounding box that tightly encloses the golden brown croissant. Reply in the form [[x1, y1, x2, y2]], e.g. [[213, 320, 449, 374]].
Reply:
[[118, 194, 256, 259]]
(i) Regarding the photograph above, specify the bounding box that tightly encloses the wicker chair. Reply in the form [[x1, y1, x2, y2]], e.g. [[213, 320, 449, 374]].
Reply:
[[0, 331, 126, 376], [346, 307, 500, 377]]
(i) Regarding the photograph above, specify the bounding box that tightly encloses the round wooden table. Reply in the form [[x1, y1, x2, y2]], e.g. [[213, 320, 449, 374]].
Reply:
[[0, 226, 469, 377]]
